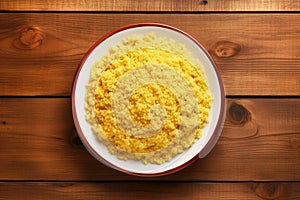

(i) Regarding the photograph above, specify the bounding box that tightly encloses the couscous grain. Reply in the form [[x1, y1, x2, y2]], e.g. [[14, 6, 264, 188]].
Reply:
[[85, 33, 212, 164]]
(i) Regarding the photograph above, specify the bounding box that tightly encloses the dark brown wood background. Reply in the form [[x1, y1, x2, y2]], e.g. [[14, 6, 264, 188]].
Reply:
[[0, 0, 299, 199]]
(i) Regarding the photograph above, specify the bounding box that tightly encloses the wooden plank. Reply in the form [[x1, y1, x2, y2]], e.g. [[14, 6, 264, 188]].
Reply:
[[0, 14, 299, 96], [0, 98, 299, 181], [0, 0, 299, 11], [1, 182, 299, 200]]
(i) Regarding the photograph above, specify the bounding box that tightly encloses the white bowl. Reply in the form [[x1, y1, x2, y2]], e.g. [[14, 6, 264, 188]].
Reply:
[[72, 23, 225, 176]]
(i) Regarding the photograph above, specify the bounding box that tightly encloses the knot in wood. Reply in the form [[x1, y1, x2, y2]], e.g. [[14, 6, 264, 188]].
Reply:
[[71, 136, 83, 147], [71, 135, 83, 148], [212, 41, 241, 58], [253, 183, 285, 200], [229, 102, 251, 125], [17, 27, 43, 49], [200, 0, 208, 5]]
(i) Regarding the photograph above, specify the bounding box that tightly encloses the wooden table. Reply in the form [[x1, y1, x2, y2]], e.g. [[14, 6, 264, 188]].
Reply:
[[1, 0, 299, 199]]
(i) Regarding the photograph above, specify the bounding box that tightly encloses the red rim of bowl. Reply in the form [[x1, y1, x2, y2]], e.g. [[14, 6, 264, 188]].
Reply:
[[71, 23, 226, 177]]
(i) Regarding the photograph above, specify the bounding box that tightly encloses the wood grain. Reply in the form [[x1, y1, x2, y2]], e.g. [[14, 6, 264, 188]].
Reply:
[[0, 98, 299, 181], [0, 14, 299, 96], [1, 182, 299, 200], [0, 0, 299, 11], [1, 0, 299, 199]]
